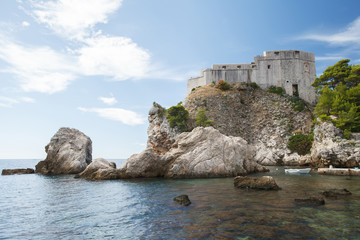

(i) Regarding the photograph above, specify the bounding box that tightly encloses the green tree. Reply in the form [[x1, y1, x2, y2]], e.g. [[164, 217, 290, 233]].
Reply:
[[166, 103, 189, 132], [314, 86, 334, 115], [196, 108, 213, 127], [312, 59, 352, 92]]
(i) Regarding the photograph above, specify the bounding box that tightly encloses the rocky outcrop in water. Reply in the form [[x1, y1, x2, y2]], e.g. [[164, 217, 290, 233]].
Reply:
[[294, 195, 325, 206], [1, 168, 35, 175], [121, 127, 268, 179], [75, 158, 118, 180], [233, 176, 280, 190], [321, 189, 352, 198], [173, 195, 191, 206], [310, 122, 360, 168], [35, 127, 92, 175]]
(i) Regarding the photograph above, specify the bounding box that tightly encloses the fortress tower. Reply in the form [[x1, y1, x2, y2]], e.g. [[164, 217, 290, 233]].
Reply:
[[187, 50, 317, 104]]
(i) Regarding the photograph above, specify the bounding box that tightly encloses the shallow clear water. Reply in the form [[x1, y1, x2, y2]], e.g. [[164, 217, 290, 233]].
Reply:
[[1, 159, 360, 239]]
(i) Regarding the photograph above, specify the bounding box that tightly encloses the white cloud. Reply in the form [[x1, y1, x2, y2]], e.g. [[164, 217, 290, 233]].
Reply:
[[31, 0, 122, 40], [22, 21, 30, 27], [0, 39, 77, 94], [300, 17, 360, 45], [0, 96, 18, 108], [78, 107, 145, 125], [77, 36, 151, 80], [20, 97, 36, 103], [98, 96, 117, 105]]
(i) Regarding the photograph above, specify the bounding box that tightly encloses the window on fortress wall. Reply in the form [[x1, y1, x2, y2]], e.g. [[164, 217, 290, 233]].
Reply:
[[295, 51, 299, 58], [252, 65, 256, 69], [237, 65, 241, 69], [274, 52, 279, 56], [267, 65, 271, 69], [222, 66, 226, 69]]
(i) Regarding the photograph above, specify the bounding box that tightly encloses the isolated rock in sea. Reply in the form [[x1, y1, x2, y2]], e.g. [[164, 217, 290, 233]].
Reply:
[[321, 189, 352, 198], [234, 176, 280, 190], [35, 127, 92, 175], [1, 168, 35, 175], [120, 127, 268, 179], [173, 195, 191, 206], [295, 195, 325, 206], [75, 158, 118, 180]]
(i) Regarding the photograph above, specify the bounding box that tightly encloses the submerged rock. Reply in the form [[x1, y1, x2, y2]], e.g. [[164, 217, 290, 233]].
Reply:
[[1, 168, 35, 175], [35, 127, 92, 175], [75, 158, 118, 180], [233, 176, 280, 190], [295, 195, 325, 206], [321, 189, 352, 198], [173, 195, 191, 206]]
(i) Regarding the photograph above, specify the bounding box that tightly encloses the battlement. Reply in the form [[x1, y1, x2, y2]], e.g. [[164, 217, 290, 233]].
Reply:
[[187, 50, 317, 104]]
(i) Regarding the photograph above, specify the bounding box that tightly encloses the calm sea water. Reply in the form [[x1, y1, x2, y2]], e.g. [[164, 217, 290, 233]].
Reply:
[[1, 159, 360, 240]]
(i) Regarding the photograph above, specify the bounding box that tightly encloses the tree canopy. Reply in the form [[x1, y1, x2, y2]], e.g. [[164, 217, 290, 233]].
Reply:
[[314, 59, 360, 135]]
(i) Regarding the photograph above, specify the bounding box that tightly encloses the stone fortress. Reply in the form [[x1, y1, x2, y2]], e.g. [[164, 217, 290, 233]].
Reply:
[[187, 50, 317, 104]]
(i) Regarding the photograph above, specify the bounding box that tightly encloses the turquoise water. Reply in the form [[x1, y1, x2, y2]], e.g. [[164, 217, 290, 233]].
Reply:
[[1, 159, 360, 239]]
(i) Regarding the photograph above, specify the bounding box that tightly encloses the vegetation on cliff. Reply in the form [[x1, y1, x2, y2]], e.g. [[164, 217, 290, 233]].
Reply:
[[313, 59, 360, 136], [166, 103, 189, 132]]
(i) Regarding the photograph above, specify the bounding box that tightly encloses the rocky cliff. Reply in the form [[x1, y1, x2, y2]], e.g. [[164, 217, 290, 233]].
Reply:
[[184, 83, 313, 165]]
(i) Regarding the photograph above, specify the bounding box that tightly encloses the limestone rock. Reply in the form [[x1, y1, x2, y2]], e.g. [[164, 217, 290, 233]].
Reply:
[[311, 122, 360, 167], [163, 127, 268, 178], [120, 127, 268, 179], [35, 127, 92, 175], [234, 176, 280, 190], [173, 195, 191, 206], [1, 168, 35, 175], [147, 103, 180, 154], [75, 158, 119, 180]]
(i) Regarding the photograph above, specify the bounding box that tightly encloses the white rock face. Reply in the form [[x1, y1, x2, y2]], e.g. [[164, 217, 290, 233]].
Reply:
[[120, 127, 268, 178], [76, 158, 118, 180], [147, 104, 180, 154], [35, 127, 92, 174], [311, 122, 360, 167]]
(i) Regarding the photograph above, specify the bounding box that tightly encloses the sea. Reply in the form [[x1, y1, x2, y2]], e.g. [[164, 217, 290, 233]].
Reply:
[[1, 159, 360, 240]]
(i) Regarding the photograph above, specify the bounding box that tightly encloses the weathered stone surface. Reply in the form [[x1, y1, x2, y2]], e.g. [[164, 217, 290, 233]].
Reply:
[[1, 168, 34, 175], [318, 168, 360, 176], [321, 189, 352, 198], [234, 176, 280, 190], [311, 122, 360, 168], [147, 103, 180, 154], [75, 158, 119, 180], [35, 127, 92, 175], [120, 127, 268, 179], [173, 195, 191, 206], [295, 195, 325, 206]]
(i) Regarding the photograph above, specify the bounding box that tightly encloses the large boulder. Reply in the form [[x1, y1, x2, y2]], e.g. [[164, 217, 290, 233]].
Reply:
[[35, 127, 92, 175], [120, 127, 268, 179], [75, 158, 118, 180], [311, 122, 360, 167], [234, 176, 280, 190]]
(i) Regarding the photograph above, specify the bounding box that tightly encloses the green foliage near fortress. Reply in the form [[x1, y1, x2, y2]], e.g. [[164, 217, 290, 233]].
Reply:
[[314, 59, 360, 135], [288, 133, 313, 155], [215, 80, 231, 91], [196, 109, 214, 127], [166, 103, 189, 132], [268, 86, 284, 96]]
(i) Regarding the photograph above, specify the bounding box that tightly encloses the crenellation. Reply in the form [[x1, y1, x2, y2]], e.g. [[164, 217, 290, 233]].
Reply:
[[187, 50, 317, 104]]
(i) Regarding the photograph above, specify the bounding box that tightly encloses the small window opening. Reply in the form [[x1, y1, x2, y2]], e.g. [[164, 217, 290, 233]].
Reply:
[[295, 51, 300, 58], [292, 84, 299, 97], [267, 65, 271, 69], [222, 66, 226, 69], [252, 65, 256, 69], [274, 52, 279, 56], [237, 65, 241, 69]]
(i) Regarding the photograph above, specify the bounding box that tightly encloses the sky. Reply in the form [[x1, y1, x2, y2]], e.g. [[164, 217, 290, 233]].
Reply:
[[0, 0, 360, 159]]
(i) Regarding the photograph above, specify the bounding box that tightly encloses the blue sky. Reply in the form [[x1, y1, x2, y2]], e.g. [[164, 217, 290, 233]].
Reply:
[[1, 0, 360, 159]]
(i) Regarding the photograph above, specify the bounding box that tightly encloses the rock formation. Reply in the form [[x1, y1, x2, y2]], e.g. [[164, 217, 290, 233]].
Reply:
[[75, 158, 118, 180], [35, 127, 92, 175], [310, 122, 360, 167], [120, 127, 268, 179], [173, 195, 191, 206], [294, 195, 325, 206], [1, 168, 35, 175], [233, 176, 280, 190]]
